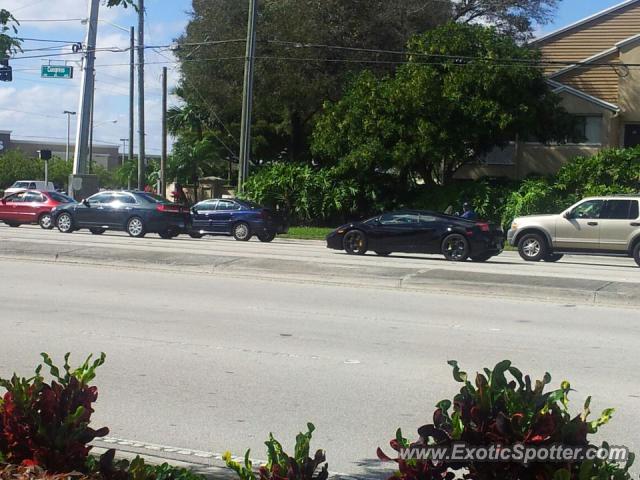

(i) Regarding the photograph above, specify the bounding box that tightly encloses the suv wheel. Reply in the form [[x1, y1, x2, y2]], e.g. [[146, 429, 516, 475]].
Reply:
[[517, 233, 548, 262], [543, 253, 564, 263], [634, 242, 640, 267]]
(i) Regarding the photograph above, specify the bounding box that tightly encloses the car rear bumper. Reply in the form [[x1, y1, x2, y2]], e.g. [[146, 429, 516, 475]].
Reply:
[[470, 231, 505, 256]]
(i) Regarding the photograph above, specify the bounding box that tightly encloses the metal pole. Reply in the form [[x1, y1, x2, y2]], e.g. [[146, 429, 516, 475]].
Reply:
[[161, 66, 167, 197], [120, 138, 127, 165], [237, 0, 258, 192], [88, 72, 95, 174], [72, 0, 100, 175], [137, 0, 145, 190], [66, 114, 70, 161], [129, 26, 135, 177], [44, 160, 48, 186]]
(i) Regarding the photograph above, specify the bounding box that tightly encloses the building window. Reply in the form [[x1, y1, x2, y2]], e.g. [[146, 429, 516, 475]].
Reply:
[[571, 115, 602, 145]]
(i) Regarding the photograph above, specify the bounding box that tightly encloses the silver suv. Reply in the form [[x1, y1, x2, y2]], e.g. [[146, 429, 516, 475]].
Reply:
[[507, 196, 640, 267]]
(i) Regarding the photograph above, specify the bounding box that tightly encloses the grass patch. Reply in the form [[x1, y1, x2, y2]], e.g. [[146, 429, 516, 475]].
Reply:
[[280, 226, 334, 240]]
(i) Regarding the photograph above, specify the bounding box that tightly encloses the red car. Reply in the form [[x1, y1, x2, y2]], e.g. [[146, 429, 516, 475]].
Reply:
[[0, 190, 76, 229]]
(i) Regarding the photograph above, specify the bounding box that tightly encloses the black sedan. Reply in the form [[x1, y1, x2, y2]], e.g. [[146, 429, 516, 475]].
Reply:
[[326, 210, 504, 262], [52, 191, 190, 238]]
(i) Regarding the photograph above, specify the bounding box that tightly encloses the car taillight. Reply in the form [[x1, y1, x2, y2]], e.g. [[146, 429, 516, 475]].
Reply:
[[476, 222, 490, 232], [156, 204, 181, 213]]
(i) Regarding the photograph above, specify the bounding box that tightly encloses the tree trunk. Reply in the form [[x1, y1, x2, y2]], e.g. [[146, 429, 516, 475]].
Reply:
[[290, 110, 305, 162]]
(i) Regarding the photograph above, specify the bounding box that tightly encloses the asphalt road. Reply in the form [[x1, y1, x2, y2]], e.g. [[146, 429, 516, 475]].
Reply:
[[0, 258, 639, 477]]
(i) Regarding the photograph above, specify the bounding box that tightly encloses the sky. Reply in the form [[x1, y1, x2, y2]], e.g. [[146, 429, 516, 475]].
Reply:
[[0, 0, 631, 157], [1, 0, 191, 157]]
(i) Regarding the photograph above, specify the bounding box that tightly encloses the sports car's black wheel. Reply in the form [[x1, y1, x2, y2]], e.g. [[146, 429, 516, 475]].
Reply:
[[343, 230, 367, 255], [633, 242, 640, 267], [441, 234, 469, 262]]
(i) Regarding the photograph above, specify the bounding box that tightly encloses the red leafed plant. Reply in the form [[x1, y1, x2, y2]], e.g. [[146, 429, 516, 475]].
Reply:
[[377, 360, 635, 480], [0, 353, 108, 473]]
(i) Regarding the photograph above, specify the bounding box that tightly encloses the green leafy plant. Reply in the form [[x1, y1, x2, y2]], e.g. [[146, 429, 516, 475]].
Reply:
[[378, 361, 635, 480], [0, 353, 108, 472], [225, 423, 328, 480]]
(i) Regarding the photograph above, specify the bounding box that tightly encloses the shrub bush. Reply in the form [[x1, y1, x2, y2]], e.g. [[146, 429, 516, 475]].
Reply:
[[242, 163, 364, 225], [0, 353, 108, 472], [225, 423, 328, 480], [378, 360, 635, 480], [555, 147, 640, 199]]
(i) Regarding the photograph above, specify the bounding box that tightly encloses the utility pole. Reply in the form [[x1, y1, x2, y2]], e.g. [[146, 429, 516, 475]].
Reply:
[[129, 26, 135, 178], [137, 0, 146, 190], [161, 66, 167, 197], [88, 72, 95, 174], [63, 110, 76, 161], [237, 0, 258, 192], [72, 0, 100, 176]]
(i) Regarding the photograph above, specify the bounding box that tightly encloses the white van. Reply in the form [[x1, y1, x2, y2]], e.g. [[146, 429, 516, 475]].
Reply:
[[3, 180, 55, 197]]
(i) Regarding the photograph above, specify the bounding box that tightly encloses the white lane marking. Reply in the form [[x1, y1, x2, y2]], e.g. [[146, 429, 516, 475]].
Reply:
[[94, 436, 362, 479]]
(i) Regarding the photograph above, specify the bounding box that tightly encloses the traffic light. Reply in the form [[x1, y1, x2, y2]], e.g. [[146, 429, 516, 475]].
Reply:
[[38, 150, 52, 161], [0, 59, 11, 82]]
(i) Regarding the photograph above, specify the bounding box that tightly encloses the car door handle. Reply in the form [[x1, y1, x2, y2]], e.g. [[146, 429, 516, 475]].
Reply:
[[587, 222, 598, 226], [631, 222, 640, 227]]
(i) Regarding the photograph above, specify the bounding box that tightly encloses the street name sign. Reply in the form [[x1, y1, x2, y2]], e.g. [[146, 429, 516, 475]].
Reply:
[[41, 65, 74, 79]]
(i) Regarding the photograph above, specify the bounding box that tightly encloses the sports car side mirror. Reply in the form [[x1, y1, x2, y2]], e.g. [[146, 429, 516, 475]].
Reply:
[[1, 198, 5, 205], [82, 199, 90, 207], [563, 211, 572, 219]]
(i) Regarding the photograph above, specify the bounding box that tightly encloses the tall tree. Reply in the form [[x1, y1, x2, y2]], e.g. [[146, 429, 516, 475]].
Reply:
[[312, 23, 574, 185], [0, 9, 20, 57]]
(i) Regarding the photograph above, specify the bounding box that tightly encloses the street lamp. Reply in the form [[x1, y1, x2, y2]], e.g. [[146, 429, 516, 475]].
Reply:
[[63, 110, 76, 162], [120, 138, 129, 165], [89, 119, 118, 173]]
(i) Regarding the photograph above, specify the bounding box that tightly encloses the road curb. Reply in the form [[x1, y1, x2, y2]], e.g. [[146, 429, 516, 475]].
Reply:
[[91, 437, 363, 480]]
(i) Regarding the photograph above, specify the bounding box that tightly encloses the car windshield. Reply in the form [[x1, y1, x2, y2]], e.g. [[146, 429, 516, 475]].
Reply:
[[47, 192, 75, 203], [12, 181, 30, 188]]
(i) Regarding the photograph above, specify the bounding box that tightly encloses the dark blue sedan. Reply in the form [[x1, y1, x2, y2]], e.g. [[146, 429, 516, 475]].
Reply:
[[188, 198, 287, 242], [52, 191, 190, 238]]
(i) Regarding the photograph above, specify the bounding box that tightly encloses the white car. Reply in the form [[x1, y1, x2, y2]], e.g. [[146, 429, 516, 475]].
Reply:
[[3, 180, 55, 197]]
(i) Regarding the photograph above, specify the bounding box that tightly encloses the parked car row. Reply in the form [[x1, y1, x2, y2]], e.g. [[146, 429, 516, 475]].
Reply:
[[0, 190, 288, 242], [2, 188, 639, 267]]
